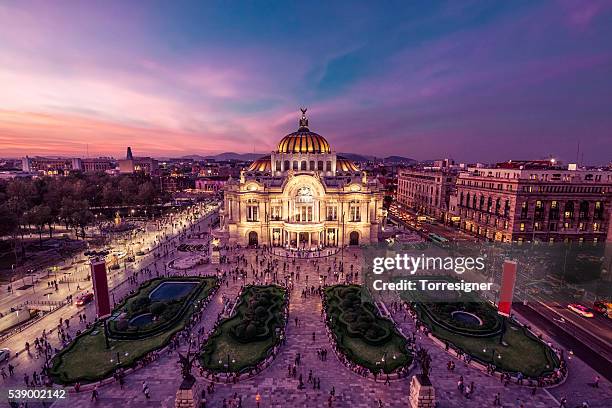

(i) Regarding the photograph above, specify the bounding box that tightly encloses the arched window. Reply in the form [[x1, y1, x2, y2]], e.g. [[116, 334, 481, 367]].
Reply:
[[283, 160, 290, 171], [301, 161, 307, 170]]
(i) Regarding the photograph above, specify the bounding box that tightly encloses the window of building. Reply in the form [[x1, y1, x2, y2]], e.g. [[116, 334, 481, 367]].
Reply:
[[593, 223, 600, 232], [549, 201, 559, 220], [284, 160, 290, 171], [579, 201, 589, 220], [520, 202, 528, 219], [564, 201, 574, 219], [317, 161, 323, 171], [594, 201, 604, 220], [309, 160, 315, 170], [326, 161, 332, 171], [293, 161, 298, 170], [519, 222, 525, 232], [301, 161, 307, 170], [326, 205, 338, 221], [271, 206, 282, 221], [349, 201, 361, 222], [246, 200, 259, 222]]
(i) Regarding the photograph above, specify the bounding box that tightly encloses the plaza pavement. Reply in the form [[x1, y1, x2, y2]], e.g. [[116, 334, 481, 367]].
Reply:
[[2, 243, 609, 407], [33, 247, 609, 408]]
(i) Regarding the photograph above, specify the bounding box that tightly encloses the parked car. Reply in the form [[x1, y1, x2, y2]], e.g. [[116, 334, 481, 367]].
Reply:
[[567, 303, 594, 318], [593, 301, 612, 319], [75, 292, 94, 306], [0, 348, 11, 362]]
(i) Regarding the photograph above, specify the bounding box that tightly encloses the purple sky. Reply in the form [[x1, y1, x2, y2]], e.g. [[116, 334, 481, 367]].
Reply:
[[0, 1, 611, 163]]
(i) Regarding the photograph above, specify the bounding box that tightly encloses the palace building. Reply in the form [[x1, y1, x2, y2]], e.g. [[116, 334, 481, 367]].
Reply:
[[221, 109, 385, 248]]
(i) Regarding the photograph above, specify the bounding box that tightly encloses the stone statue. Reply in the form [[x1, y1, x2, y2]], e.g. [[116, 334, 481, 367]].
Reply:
[[415, 347, 432, 381], [177, 351, 197, 381]]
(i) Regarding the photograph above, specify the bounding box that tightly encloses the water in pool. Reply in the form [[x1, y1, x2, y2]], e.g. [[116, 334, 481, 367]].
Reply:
[[149, 281, 198, 301], [451, 311, 482, 326], [129, 313, 154, 327]]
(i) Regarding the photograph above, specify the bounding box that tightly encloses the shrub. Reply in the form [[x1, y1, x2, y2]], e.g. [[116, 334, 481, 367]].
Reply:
[[150, 302, 167, 316], [116, 318, 129, 331], [130, 297, 151, 314]]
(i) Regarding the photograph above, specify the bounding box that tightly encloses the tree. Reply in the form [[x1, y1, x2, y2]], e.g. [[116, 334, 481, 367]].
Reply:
[[0, 204, 19, 263], [72, 200, 94, 239], [26, 205, 52, 247]]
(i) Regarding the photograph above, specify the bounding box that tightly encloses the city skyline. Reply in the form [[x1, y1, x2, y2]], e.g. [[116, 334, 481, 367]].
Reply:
[[1, 1, 612, 163]]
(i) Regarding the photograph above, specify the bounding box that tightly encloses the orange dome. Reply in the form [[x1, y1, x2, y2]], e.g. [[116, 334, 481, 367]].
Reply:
[[277, 108, 331, 154], [277, 132, 330, 154], [247, 155, 271, 172], [336, 156, 359, 172]]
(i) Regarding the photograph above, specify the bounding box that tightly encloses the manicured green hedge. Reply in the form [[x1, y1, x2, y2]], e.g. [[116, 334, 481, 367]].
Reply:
[[107, 277, 217, 340], [324, 285, 412, 374], [200, 285, 287, 373], [48, 277, 217, 384]]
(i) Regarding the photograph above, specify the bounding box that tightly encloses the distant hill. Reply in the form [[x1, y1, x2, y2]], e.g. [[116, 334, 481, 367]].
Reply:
[[337, 153, 375, 162], [181, 152, 417, 163], [182, 152, 267, 161], [383, 155, 417, 164]]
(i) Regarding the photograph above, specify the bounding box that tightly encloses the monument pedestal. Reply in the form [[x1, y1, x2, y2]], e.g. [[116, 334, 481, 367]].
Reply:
[[409, 375, 436, 408], [175, 377, 201, 408]]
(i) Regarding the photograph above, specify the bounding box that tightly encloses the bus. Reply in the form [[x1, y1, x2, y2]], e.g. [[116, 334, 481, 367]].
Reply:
[[428, 233, 449, 247]]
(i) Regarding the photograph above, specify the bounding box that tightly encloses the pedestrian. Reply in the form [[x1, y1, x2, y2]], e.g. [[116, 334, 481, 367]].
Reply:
[[142, 381, 150, 398], [559, 397, 567, 408], [493, 392, 501, 406], [593, 375, 599, 388], [91, 386, 99, 401]]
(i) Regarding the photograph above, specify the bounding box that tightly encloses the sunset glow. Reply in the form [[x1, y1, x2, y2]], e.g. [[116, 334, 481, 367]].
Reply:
[[1, 1, 611, 162]]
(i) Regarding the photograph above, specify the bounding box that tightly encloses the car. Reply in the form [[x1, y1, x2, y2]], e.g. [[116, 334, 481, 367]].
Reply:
[[593, 301, 612, 319], [0, 348, 11, 362], [567, 303, 594, 318], [75, 292, 94, 306]]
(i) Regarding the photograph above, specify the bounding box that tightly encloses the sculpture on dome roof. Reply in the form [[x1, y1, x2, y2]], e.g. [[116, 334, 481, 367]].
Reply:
[[299, 107, 309, 130]]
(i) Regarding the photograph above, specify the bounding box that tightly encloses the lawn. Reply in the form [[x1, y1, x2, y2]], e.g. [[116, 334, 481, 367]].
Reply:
[[49, 277, 216, 384], [404, 276, 560, 378], [417, 307, 559, 377], [200, 285, 286, 373], [324, 285, 412, 374]]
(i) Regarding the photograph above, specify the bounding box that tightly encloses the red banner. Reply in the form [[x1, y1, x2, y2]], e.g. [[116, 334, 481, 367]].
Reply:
[[91, 260, 111, 319], [498, 260, 517, 317]]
